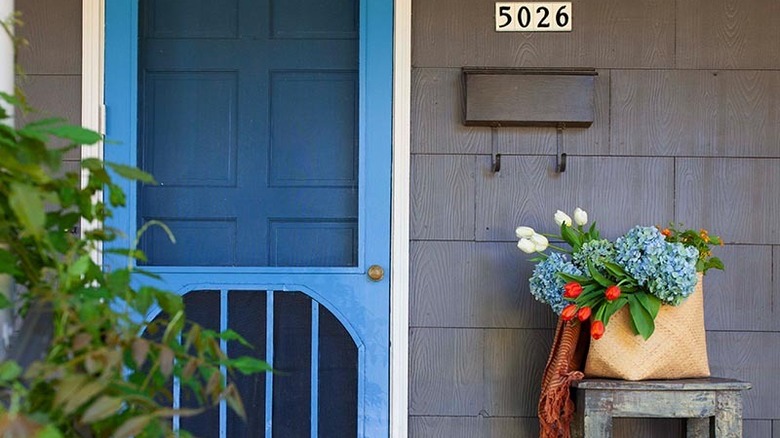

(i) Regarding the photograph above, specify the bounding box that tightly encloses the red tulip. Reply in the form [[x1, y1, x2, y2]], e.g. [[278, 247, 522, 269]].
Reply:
[[605, 285, 621, 301], [563, 281, 583, 299], [561, 304, 578, 321], [591, 320, 605, 340], [577, 306, 591, 322]]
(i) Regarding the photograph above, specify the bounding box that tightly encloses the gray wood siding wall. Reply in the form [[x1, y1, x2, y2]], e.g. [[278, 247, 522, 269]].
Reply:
[[14, 0, 82, 176], [411, 0, 780, 437]]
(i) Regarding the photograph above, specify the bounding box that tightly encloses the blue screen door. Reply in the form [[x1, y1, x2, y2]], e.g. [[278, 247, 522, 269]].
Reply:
[[104, 0, 392, 436]]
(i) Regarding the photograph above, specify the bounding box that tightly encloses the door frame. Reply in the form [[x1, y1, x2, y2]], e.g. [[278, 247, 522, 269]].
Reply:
[[81, 1, 411, 436]]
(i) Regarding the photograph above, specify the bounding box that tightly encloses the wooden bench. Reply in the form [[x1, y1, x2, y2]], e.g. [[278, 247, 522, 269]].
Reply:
[[571, 378, 752, 437]]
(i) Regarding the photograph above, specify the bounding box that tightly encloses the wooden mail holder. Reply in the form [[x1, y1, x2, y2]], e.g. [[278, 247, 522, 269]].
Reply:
[[571, 378, 752, 437]]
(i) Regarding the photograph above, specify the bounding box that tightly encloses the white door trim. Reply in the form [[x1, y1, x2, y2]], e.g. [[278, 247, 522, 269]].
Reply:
[[390, 0, 411, 435], [81, 0, 104, 261], [83, 1, 412, 435]]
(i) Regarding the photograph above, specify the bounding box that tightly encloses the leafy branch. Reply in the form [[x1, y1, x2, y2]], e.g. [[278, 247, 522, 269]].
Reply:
[[0, 92, 269, 437]]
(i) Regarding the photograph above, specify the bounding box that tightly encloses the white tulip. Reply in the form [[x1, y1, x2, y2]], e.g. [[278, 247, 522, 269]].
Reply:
[[517, 238, 536, 254], [515, 226, 535, 239], [573, 207, 588, 226], [530, 233, 549, 251], [554, 210, 572, 227]]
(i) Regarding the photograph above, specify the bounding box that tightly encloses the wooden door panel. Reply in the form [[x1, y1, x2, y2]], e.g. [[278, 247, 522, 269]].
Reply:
[[139, 0, 358, 267]]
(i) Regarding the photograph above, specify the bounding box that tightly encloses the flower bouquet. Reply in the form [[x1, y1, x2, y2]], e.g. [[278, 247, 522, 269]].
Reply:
[[517, 208, 724, 380]]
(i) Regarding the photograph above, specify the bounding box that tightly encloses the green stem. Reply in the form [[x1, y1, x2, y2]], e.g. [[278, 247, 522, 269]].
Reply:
[[546, 243, 570, 253]]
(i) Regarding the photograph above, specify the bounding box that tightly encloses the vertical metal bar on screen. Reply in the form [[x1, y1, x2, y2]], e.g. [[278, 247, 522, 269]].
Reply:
[[220, 290, 228, 438], [265, 291, 274, 438], [310, 301, 320, 438], [173, 337, 181, 431]]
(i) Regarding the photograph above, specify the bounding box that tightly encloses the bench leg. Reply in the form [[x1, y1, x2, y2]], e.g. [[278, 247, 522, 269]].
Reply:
[[686, 417, 710, 438], [582, 412, 613, 437], [714, 392, 743, 438], [574, 389, 614, 438], [572, 398, 583, 438]]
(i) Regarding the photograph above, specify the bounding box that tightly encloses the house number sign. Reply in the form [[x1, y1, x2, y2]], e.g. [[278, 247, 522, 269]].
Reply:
[[495, 2, 572, 32]]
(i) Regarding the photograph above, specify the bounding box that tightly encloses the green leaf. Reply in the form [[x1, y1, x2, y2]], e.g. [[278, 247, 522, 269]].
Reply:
[[81, 158, 103, 171], [106, 269, 131, 296], [67, 255, 93, 279], [558, 272, 592, 284], [602, 297, 627, 326], [0, 249, 21, 276], [634, 292, 662, 319], [587, 260, 613, 288], [0, 294, 12, 310], [132, 268, 162, 280], [218, 329, 254, 349], [163, 310, 185, 344], [560, 224, 581, 250], [106, 162, 156, 184], [155, 289, 183, 315], [45, 125, 102, 145], [222, 356, 273, 375], [0, 361, 22, 382], [36, 425, 64, 438], [707, 257, 725, 271], [602, 261, 628, 278], [627, 294, 655, 340], [107, 183, 126, 207], [24, 117, 64, 129], [9, 182, 46, 237]]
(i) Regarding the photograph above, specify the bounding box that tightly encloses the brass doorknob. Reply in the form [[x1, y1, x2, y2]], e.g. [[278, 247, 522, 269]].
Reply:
[[367, 265, 384, 281]]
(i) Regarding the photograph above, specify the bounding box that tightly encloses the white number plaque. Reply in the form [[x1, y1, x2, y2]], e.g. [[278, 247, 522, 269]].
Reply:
[[495, 2, 572, 32]]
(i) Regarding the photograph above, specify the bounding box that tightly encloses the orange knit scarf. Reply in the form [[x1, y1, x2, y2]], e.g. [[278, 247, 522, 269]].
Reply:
[[538, 317, 589, 438]]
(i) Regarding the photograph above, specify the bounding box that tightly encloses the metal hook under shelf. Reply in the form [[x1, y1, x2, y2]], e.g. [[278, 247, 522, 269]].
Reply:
[[555, 123, 567, 173], [491, 127, 501, 173]]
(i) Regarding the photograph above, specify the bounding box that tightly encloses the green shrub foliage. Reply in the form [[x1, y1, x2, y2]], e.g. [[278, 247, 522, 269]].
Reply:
[[0, 92, 269, 437]]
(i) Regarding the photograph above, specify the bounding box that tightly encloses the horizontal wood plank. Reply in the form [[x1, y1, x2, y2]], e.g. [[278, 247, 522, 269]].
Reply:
[[611, 391, 717, 418], [409, 416, 482, 438], [611, 70, 780, 157], [742, 420, 772, 437], [409, 328, 484, 416], [412, 0, 675, 68], [476, 156, 674, 241], [574, 378, 751, 392], [409, 416, 539, 438], [16, 0, 82, 75], [702, 245, 775, 331], [483, 329, 554, 417], [412, 68, 491, 154], [676, 158, 780, 244], [410, 241, 557, 329], [411, 155, 476, 240], [498, 70, 610, 156], [677, 0, 780, 69], [707, 332, 780, 419]]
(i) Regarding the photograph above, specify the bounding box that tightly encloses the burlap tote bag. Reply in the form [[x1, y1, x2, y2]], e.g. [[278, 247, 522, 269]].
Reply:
[[584, 274, 710, 381]]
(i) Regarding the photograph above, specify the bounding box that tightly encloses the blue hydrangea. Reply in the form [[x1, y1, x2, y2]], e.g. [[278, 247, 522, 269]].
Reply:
[[646, 243, 699, 305], [529, 252, 583, 314], [613, 226, 667, 286], [614, 226, 699, 305], [572, 239, 615, 275]]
